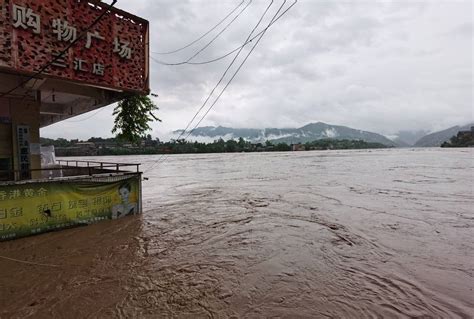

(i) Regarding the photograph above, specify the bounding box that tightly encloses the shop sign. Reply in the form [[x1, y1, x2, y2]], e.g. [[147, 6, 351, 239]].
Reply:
[[0, 1, 149, 93]]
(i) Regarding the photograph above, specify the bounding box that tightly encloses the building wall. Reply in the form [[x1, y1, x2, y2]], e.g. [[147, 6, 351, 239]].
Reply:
[[0, 98, 13, 180], [0, 96, 41, 180]]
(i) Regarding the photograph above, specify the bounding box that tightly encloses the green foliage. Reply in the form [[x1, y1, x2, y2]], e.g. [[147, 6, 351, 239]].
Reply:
[[40, 137, 74, 147], [275, 143, 291, 151], [112, 94, 161, 144], [238, 137, 246, 149], [45, 135, 390, 157], [226, 139, 238, 152], [441, 132, 474, 147]]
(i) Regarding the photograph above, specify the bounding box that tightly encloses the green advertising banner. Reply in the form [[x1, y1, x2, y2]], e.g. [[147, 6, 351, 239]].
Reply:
[[0, 175, 140, 241]]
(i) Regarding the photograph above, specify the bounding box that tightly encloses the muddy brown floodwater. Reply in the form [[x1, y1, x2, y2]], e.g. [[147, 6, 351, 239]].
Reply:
[[0, 148, 473, 318]]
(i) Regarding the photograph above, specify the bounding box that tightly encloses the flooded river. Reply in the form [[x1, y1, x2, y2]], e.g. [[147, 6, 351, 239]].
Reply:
[[1, 148, 473, 318]]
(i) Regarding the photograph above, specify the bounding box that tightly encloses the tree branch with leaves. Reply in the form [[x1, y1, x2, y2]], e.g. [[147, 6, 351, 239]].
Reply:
[[112, 94, 161, 144]]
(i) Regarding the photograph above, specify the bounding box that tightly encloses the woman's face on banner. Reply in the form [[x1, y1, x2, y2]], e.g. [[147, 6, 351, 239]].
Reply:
[[119, 187, 130, 202]]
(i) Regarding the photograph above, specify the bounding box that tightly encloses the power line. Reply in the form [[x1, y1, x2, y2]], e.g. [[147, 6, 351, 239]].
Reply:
[[184, 1, 294, 141], [181, 0, 253, 64], [151, 2, 296, 66], [144, 1, 276, 173], [64, 106, 109, 123], [0, 0, 118, 99], [144, 0, 297, 173], [172, 1, 274, 146], [152, 0, 245, 55], [150, 0, 252, 68], [18, 78, 40, 102], [159, 0, 296, 170]]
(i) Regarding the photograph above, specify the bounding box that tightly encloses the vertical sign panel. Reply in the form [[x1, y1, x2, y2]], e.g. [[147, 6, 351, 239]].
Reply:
[[16, 125, 31, 180]]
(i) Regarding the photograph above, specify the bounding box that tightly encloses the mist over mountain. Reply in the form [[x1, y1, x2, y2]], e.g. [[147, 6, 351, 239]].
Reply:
[[174, 122, 398, 146], [414, 123, 474, 147], [391, 130, 431, 147]]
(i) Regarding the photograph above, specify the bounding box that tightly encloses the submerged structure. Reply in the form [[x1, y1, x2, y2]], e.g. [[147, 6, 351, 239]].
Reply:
[[0, 0, 149, 240]]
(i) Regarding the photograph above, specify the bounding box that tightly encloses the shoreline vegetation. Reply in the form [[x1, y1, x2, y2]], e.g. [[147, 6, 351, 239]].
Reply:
[[41, 136, 391, 157], [441, 133, 474, 148]]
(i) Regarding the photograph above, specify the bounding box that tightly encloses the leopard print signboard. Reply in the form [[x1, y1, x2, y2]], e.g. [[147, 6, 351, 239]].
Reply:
[[0, 0, 149, 94]]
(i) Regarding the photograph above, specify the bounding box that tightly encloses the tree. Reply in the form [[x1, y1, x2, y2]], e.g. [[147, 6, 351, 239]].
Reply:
[[441, 133, 474, 147], [265, 140, 273, 147], [237, 137, 245, 146], [226, 139, 238, 152], [214, 138, 226, 152], [275, 143, 291, 151], [112, 94, 161, 144]]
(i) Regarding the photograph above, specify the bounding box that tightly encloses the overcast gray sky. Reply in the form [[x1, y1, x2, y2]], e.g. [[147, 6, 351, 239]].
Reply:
[[41, 0, 473, 140]]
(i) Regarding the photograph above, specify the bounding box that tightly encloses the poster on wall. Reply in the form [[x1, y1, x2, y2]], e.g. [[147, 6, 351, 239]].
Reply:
[[0, 175, 140, 241]]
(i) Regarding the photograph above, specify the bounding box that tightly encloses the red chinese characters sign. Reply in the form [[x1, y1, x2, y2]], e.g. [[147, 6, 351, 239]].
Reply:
[[0, 0, 149, 94]]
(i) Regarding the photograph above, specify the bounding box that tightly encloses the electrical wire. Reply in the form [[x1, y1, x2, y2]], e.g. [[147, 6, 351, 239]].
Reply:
[[64, 106, 109, 123], [152, 0, 245, 55], [0, 0, 118, 99], [18, 78, 40, 102], [40, 89, 54, 103], [149, 1, 252, 68], [143, 1, 276, 173], [184, 1, 294, 141], [151, 2, 296, 66], [178, 0, 253, 65], [144, 0, 297, 173], [176, 1, 273, 143]]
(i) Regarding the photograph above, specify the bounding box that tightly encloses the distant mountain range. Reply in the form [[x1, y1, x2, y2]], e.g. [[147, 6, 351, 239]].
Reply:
[[414, 123, 474, 147], [173, 122, 474, 148], [174, 122, 398, 146]]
